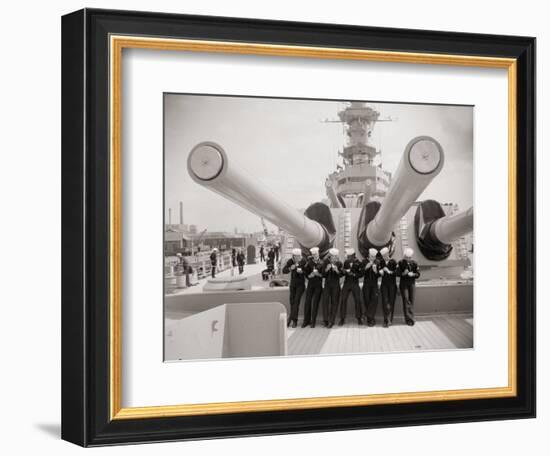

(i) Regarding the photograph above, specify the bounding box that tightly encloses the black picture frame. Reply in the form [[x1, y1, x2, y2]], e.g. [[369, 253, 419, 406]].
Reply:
[[62, 8, 536, 447]]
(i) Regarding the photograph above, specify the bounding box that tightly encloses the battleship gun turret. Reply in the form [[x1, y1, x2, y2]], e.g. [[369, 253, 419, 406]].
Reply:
[[357, 136, 445, 257], [187, 102, 474, 282], [187, 142, 335, 252], [415, 204, 474, 260], [431, 206, 474, 244]]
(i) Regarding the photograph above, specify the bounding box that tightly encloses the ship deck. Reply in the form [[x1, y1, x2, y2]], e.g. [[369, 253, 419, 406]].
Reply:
[[166, 311, 473, 357], [167, 261, 473, 357], [286, 313, 473, 355]]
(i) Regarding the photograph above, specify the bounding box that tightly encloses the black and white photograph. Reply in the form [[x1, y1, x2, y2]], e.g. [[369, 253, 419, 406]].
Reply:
[[164, 94, 474, 361]]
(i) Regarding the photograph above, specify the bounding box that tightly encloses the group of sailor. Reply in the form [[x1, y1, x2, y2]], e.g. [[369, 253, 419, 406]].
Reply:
[[283, 246, 420, 329]]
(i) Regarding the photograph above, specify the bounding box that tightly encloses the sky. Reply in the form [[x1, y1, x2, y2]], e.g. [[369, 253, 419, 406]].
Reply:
[[164, 94, 473, 233]]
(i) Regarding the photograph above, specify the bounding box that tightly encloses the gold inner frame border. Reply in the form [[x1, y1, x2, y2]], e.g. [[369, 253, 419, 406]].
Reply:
[[109, 35, 517, 420]]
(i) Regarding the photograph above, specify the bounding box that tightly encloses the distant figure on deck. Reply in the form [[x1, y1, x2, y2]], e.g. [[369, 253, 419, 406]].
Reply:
[[262, 255, 275, 281], [362, 248, 380, 327], [323, 248, 343, 328], [236, 248, 245, 274], [210, 248, 218, 278], [340, 248, 363, 326], [398, 247, 420, 326], [267, 247, 275, 264], [259, 245, 265, 262], [176, 253, 191, 287], [231, 248, 237, 267], [274, 243, 280, 262], [303, 246, 323, 328], [262, 259, 275, 280], [282, 248, 307, 328], [379, 247, 398, 327]]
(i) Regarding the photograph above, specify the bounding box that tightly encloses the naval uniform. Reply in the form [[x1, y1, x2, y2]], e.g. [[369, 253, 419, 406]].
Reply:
[[210, 252, 217, 278], [322, 259, 343, 326], [283, 257, 307, 325], [379, 257, 398, 325], [303, 256, 324, 327], [262, 257, 275, 281], [397, 258, 421, 325], [362, 258, 380, 326], [236, 252, 245, 274], [340, 256, 364, 324]]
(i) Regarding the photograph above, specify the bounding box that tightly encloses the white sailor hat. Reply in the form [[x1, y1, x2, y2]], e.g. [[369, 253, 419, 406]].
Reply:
[[404, 247, 414, 257], [345, 248, 355, 256], [310, 247, 319, 254], [368, 248, 378, 257], [292, 248, 302, 256], [329, 248, 339, 256], [176, 253, 182, 257], [380, 247, 389, 256], [212, 247, 219, 252]]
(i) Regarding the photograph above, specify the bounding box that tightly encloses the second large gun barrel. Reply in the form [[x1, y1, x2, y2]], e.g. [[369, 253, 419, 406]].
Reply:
[[187, 142, 326, 248], [431, 206, 474, 244], [366, 136, 445, 246]]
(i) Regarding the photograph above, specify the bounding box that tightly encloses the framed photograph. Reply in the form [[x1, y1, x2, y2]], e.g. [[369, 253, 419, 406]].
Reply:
[[61, 8, 535, 446]]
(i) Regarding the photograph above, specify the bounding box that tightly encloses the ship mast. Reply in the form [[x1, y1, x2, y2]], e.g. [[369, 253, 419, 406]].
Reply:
[[324, 102, 392, 209], [339, 101, 380, 167]]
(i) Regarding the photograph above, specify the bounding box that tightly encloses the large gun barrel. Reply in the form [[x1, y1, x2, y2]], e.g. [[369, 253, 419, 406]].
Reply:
[[365, 136, 445, 247], [187, 142, 327, 249], [431, 207, 473, 244], [415, 203, 473, 260]]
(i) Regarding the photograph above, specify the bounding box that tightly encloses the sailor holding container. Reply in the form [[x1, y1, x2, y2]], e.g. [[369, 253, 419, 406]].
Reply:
[[323, 248, 343, 328], [339, 248, 364, 326], [282, 248, 307, 328], [362, 248, 380, 327], [303, 247, 323, 328], [398, 247, 420, 326], [379, 246, 398, 327]]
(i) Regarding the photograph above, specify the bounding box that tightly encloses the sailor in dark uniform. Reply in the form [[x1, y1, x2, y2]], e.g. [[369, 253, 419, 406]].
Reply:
[[282, 248, 307, 328], [236, 248, 245, 274], [303, 247, 323, 328], [398, 247, 420, 326], [260, 245, 265, 262], [262, 255, 275, 280], [177, 253, 191, 287], [379, 246, 398, 327], [267, 247, 275, 263], [210, 248, 218, 278], [362, 248, 380, 326], [323, 248, 343, 328], [274, 243, 280, 262], [339, 248, 364, 326]]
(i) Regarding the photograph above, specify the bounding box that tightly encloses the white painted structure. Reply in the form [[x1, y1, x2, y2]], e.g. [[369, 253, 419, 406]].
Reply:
[[165, 302, 287, 360]]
